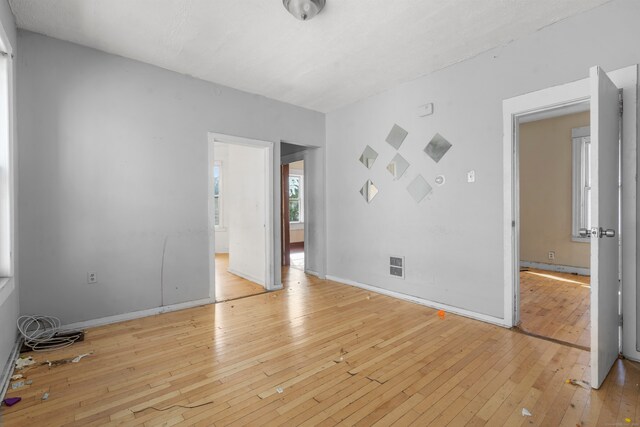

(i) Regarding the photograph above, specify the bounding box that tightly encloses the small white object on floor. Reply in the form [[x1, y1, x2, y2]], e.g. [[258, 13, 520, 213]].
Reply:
[[276, 386, 284, 394], [15, 356, 36, 369], [72, 353, 92, 363], [522, 408, 532, 417]]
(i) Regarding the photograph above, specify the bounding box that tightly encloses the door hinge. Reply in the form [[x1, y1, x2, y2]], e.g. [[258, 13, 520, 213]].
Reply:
[[512, 220, 516, 227], [619, 90, 624, 116], [619, 314, 623, 327]]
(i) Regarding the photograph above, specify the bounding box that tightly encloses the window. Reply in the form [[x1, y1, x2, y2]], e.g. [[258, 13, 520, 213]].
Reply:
[[572, 127, 591, 241], [0, 44, 13, 279], [289, 175, 303, 223], [213, 161, 222, 227]]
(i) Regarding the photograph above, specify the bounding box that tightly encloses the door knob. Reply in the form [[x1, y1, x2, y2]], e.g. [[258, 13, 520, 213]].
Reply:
[[599, 227, 616, 238], [581, 227, 616, 238]]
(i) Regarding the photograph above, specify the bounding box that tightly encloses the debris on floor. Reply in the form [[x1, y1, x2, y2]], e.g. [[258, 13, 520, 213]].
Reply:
[[11, 381, 25, 390], [41, 392, 49, 401], [15, 356, 36, 369], [276, 386, 284, 394], [10, 374, 23, 381], [437, 310, 446, 319], [625, 418, 632, 423], [132, 400, 215, 413], [43, 352, 93, 367], [334, 347, 348, 363], [522, 408, 532, 417], [72, 352, 92, 363], [3, 397, 21, 407], [566, 379, 590, 389]]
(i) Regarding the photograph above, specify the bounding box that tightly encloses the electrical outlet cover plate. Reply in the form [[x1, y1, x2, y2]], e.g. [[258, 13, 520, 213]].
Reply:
[[87, 272, 97, 284]]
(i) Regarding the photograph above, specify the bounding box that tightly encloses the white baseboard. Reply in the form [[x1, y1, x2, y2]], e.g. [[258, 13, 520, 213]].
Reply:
[[1, 336, 23, 400], [63, 297, 216, 330], [226, 268, 266, 287], [325, 275, 510, 328], [304, 269, 325, 279], [520, 261, 590, 276]]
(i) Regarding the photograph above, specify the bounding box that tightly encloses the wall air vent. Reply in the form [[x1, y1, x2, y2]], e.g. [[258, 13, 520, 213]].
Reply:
[[390, 256, 405, 279]]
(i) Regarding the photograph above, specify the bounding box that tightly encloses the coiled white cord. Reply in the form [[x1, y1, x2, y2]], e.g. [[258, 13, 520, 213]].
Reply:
[[17, 315, 83, 352]]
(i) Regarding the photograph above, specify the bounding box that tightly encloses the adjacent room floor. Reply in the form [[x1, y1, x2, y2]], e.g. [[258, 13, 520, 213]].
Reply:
[[214, 253, 266, 302], [519, 268, 591, 348], [289, 244, 304, 271], [3, 268, 636, 426]]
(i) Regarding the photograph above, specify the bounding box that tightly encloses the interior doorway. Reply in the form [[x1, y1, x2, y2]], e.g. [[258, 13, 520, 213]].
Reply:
[[503, 65, 640, 389], [208, 134, 274, 302], [280, 141, 324, 287], [518, 110, 591, 349], [283, 160, 305, 270]]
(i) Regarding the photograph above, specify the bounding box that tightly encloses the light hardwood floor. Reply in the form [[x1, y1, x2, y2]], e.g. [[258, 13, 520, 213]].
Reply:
[[2, 269, 637, 426], [215, 254, 266, 302], [519, 268, 591, 348]]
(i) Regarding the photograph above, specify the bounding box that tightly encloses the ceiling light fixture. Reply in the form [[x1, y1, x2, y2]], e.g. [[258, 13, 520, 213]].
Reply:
[[283, 0, 326, 21]]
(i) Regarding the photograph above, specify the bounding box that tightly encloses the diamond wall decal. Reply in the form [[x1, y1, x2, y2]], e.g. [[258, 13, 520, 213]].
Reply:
[[359, 145, 378, 169], [385, 124, 408, 150], [424, 133, 452, 163], [386, 153, 410, 180], [406, 175, 432, 203], [359, 179, 378, 203]]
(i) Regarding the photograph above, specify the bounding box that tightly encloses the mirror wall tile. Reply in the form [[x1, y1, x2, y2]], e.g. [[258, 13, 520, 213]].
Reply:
[[359, 145, 379, 169], [385, 124, 408, 150], [359, 179, 379, 203], [424, 133, 452, 163], [407, 175, 432, 203], [386, 153, 410, 180]]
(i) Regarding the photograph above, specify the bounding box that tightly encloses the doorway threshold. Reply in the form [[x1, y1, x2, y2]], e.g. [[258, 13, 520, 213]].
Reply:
[[215, 290, 268, 304], [512, 325, 589, 352]]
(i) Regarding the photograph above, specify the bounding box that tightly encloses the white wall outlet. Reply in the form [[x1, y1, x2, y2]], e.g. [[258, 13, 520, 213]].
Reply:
[[548, 251, 555, 260], [417, 103, 434, 117], [467, 170, 475, 183], [87, 272, 98, 284]]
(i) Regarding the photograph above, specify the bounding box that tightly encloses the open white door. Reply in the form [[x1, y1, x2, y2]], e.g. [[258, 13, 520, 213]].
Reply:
[[589, 66, 620, 389]]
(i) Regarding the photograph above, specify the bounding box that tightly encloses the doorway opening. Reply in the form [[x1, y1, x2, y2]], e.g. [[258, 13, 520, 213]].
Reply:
[[503, 65, 640, 389], [517, 108, 592, 349], [280, 141, 324, 287], [208, 134, 274, 302], [286, 160, 305, 270]]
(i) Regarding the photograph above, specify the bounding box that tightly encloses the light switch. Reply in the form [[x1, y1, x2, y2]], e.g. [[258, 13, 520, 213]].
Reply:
[[467, 170, 475, 183]]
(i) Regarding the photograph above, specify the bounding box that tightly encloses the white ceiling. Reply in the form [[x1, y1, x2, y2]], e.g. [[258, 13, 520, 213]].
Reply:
[[9, 0, 611, 112]]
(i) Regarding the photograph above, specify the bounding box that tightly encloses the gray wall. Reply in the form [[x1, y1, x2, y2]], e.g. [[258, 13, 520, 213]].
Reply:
[[0, 0, 17, 379], [17, 31, 325, 324], [326, 0, 640, 319]]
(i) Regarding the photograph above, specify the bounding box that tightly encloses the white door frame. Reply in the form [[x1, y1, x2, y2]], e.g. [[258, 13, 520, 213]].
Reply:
[[208, 133, 276, 301], [502, 65, 638, 360]]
